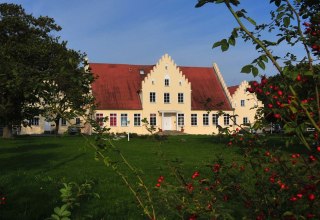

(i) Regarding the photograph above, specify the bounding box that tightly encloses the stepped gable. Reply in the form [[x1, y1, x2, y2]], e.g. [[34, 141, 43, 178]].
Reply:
[[228, 85, 239, 96]]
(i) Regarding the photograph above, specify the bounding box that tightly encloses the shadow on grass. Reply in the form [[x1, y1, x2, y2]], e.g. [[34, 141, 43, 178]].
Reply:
[[0, 143, 61, 154], [0, 152, 59, 171]]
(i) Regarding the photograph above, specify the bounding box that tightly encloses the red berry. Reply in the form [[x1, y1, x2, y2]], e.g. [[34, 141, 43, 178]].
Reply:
[[268, 103, 273, 108], [297, 193, 303, 199], [296, 74, 302, 81], [277, 90, 283, 96], [274, 113, 281, 119], [290, 196, 297, 201], [308, 194, 315, 201], [156, 183, 161, 187]]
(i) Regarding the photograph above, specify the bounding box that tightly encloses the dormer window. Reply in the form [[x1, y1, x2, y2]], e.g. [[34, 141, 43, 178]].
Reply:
[[139, 69, 145, 75]]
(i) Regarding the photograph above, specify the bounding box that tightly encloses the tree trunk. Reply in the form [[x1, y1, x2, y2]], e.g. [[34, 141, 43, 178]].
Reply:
[[55, 118, 60, 135], [2, 125, 13, 139]]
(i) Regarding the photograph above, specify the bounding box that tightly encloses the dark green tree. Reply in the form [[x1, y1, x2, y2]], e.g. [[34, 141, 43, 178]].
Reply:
[[0, 3, 94, 138]]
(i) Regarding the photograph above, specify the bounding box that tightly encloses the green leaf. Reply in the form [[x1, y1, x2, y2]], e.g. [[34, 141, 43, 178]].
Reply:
[[228, 37, 236, 46], [51, 214, 60, 220], [261, 55, 268, 63], [257, 61, 266, 70], [212, 41, 221, 49], [220, 39, 229, 52], [231, 28, 239, 38], [289, 106, 297, 114], [54, 207, 62, 215], [283, 17, 290, 27], [241, 65, 252, 74], [246, 17, 256, 26], [252, 67, 259, 76], [276, 4, 285, 12]]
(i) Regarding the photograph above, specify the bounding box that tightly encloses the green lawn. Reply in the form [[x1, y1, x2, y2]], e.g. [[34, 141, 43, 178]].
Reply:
[[0, 135, 244, 220], [1, 134, 307, 219]]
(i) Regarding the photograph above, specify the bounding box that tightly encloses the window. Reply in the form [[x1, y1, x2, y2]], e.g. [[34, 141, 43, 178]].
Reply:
[[243, 117, 249, 125], [212, 114, 219, 126], [75, 118, 81, 125], [224, 114, 230, 125], [150, 92, 156, 103], [96, 113, 104, 126], [165, 78, 169, 86], [178, 114, 184, 126], [164, 93, 170, 103], [61, 118, 67, 126], [178, 93, 184, 103], [203, 114, 209, 126], [121, 114, 128, 126], [134, 114, 141, 126], [241, 100, 245, 107], [191, 114, 197, 126], [110, 113, 117, 127], [150, 113, 156, 126], [30, 117, 39, 126]]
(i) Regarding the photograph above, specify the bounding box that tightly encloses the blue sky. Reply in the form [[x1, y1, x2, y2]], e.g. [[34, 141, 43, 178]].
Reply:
[[5, 0, 307, 86]]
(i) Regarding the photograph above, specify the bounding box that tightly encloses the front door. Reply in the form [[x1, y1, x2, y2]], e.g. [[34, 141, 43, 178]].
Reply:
[[163, 114, 172, 130]]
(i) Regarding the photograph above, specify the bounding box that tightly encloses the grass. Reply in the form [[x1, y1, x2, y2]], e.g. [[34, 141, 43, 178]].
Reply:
[[1, 134, 309, 219], [0, 135, 243, 220]]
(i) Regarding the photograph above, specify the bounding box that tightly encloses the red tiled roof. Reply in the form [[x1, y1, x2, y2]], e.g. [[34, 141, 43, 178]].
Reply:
[[228, 85, 239, 96], [180, 66, 232, 110], [90, 63, 153, 110], [90, 63, 232, 111]]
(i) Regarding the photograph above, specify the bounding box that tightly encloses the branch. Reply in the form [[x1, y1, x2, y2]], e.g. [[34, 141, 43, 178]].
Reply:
[[224, 2, 283, 74]]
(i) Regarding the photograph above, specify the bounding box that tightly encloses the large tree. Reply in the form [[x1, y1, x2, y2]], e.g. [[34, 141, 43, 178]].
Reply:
[[0, 3, 94, 138]]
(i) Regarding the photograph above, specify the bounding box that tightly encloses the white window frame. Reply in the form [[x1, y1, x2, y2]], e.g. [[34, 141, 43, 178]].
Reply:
[[164, 93, 170, 103], [178, 114, 184, 126], [150, 92, 156, 103], [121, 113, 128, 127], [243, 117, 248, 125], [178, 93, 184, 103], [212, 114, 219, 126], [150, 113, 156, 126], [164, 78, 169, 86], [61, 118, 67, 126], [224, 114, 230, 126], [30, 117, 40, 126], [134, 114, 141, 126], [203, 114, 209, 126], [191, 114, 197, 126]]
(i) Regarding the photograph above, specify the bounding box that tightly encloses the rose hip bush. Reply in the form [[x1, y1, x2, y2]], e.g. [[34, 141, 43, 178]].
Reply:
[[148, 1, 320, 219]]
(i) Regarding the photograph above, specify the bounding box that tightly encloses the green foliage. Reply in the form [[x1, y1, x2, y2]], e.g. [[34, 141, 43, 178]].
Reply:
[[48, 180, 99, 220], [0, 3, 95, 137], [141, 118, 157, 135]]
